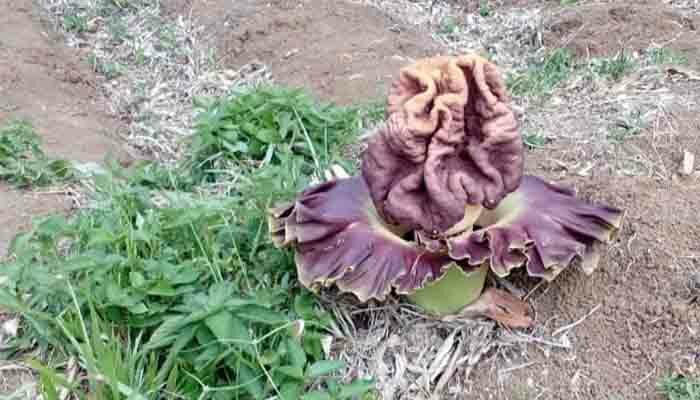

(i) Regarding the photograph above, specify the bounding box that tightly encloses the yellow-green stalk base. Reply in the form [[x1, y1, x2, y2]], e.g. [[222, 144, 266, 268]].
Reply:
[[406, 263, 488, 315]]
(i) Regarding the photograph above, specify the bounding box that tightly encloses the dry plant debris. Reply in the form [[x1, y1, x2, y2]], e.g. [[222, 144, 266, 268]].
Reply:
[[38, 0, 273, 163], [358, 0, 547, 71]]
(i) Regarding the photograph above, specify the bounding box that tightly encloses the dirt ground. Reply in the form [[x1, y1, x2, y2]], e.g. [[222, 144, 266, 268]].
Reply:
[[469, 153, 700, 400], [0, 0, 126, 257], [544, 1, 700, 63], [162, 0, 442, 105], [1, 0, 699, 399]]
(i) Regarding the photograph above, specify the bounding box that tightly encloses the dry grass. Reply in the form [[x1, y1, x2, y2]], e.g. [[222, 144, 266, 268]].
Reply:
[[317, 289, 580, 399], [38, 0, 272, 163], [0, 364, 38, 399], [519, 64, 700, 178], [0, 314, 37, 398], [357, 0, 547, 72], [362, 0, 700, 179]]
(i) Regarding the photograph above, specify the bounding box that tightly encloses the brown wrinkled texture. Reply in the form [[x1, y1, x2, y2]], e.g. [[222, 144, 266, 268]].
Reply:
[[361, 54, 524, 236], [268, 175, 458, 302], [447, 175, 625, 281]]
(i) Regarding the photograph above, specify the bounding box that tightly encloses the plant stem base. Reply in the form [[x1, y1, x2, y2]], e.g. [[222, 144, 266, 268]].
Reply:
[[406, 263, 488, 316]]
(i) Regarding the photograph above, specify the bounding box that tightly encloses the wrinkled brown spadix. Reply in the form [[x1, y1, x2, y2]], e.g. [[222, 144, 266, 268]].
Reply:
[[361, 54, 524, 237]]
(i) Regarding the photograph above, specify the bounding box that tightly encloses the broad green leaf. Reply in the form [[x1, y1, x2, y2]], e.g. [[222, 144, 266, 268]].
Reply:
[[204, 311, 235, 339], [238, 363, 265, 399], [286, 338, 307, 370], [280, 381, 302, 400], [276, 365, 304, 380], [301, 391, 332, 400], [258, 348, 281, 365], [87, 230, 116, 247], [306, 360, 346, 378], [277, 112, 293, 139], [207, 282, 235, 308], [35, 215, 68, 236], [146, 315, 188, 350], [147, 281, 177, 297], [162, 264, 201, 285], [128, 302, 148, 314], [338, 379, 376, 399], [221, 140, 249, 154], [236, 305, 287, 325], [105, 282, 136, 307], [204, 311, 252, 353], [130, 271, 146, 288], [195, 324, 217, 346]]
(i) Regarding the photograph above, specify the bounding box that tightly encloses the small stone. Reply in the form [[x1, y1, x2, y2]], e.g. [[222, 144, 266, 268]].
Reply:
[[283, 48, 299, 59], [689, 271, 700, 294], [86, 22, 98, 33], [679, 150, 695, 176], [1, 318, 19, 337]]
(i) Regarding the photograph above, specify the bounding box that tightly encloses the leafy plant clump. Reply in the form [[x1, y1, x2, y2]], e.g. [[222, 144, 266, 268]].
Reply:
[[187, 86, 375, 184], [0, 86, 379, 399], [659, 375, 700, 400], [589, 50, 636, 81], [0, 119, 74, 188]]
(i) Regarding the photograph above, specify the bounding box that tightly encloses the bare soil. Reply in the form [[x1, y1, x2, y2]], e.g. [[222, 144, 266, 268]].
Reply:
[[0, 184, 72, 257], [467, 151, 700, 400], [544, 1, 699, 61], [162, 0, 441, 105], [0, 0, 126, 258]]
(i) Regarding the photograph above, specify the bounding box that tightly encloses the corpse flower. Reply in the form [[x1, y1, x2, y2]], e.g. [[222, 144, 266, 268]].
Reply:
[[361, 55, 524, 236], [268, 54, 623, 328]]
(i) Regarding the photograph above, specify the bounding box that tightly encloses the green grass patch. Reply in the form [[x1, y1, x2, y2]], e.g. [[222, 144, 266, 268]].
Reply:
[[648, 48, 689, 65], [508, 49, 644, 99], [507, 48, 575, 98], [63, 13, 88, 33], [0, 85, 378, 399], [0, 119, 74, 188], [523, 133, 549, 149], [87, 53, 124, 80], [607, 108, 646, 143], [588, 51, 636, 81], [438, 16, 460, 35], [659, 375, 700, 400], [479, 1, 492, 17]]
